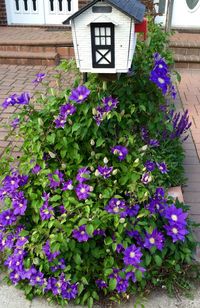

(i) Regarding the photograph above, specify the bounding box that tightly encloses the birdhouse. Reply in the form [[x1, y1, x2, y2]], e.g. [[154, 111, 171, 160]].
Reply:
[[63, 0, 146, 74]]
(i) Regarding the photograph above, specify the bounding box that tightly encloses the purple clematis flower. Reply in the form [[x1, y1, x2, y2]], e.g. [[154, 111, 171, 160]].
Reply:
[[30, 271, 45, 286], [61, 282, 78, 300], [157, 162, 168, 174], [93, 106, 106, 126], [111, 145, 128, 161], [164, 204, 188, 225], [10, 271, 21, 285], [123, 244, 143, 266], [143, 229, 165, 251], [105, 198, 126, 215], [97, 165, 113, 179], [43, 240, 60, 262], [54, 115, 67, 129], [62, 180, 74, 191], [0, 209, 17, 226], [32, 73, 46, 84], [116, 277, 129, 293], [75, 183, 92, 200], [102, 96, 119, 112], [126, 266, 146, 283], [72, 225, 90, 242], [76, 167, 90, 183], [48, 170, 64, 189], [32, 164, 41, 174], [164, 223, 188, 242], [149, 139, 160, 147], [141, 172, 152, 185], [11, 118, 20, 129], [40, 203, 54, 221], [96, 279, 107, 289], [145, 160, 156, 172], [69, 85, 90, 103], [60, 103, 76, 117], [12, 191, 27, 216]]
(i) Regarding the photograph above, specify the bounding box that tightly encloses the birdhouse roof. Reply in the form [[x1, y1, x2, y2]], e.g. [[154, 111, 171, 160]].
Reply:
[[63, 0, 146, 24]]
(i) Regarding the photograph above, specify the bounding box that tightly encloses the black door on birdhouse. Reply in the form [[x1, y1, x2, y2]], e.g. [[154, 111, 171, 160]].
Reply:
[[91, 23, 115, 69]]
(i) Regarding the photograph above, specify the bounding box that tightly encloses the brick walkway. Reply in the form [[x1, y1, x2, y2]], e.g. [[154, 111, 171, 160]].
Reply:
[[178, 70, 200, 239]]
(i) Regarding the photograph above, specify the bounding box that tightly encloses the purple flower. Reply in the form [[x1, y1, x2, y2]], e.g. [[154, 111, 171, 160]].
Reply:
[[72, 225, 90, 242], [145, 160, 156, 172], [126, 230, 144, 246], [126, 266, 146, 283], [61, 282, 78, 300], [45, 277, 61, 295], [11, 118, 20, 129], [10, 271, 21, 285], [40, 203, 54, 221], [123, 244, 143, 266], [58, 205, 67, 214], [60, 103, 76, 117], [144, 229, 165, 251], [93, 106, 106, 126], [105, 198, 126, 215], [102, 96, 119, 112], [164, 204, 188, 225], [111, 145, 128, 161], [109, 268, 120, 280], [62, 180, 73, 191], [48, 170, 64, 189], [93, 229, 105, 236], [18, 92, 31, 105], [141, 172, 152, 185], [43, 241, 60, 262], [15, 236, 28, 247], [30, 271, 45, 286], [149, 139, 160, 147], [12, 191, 27, 216], [164, 224, 188, 242], [32, 73, 46, 84], [116, 277, 129, 293], [150, 72, 170, 95], [2, 92, 30, 108], [170, 110, 192, 141], [76, 167, 90, 183], [32, 164, 41, 174], [75, 183, 92, 200], [116, 244, 125, 253], [69, 85, 90, 103], [51, 258, 65, 272], [54, 115, 67, 129], [96, 279, 107, 289], [157, 162, 168, 174], [0, 209, 17, 226], [97, 165, 113, 179], [123, 204, 140, 217]]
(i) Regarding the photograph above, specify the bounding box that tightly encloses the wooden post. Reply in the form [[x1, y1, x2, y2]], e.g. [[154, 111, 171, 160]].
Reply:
[[165, 0, 174, 32]]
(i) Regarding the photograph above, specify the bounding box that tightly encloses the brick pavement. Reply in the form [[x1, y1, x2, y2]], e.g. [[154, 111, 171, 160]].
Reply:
[[177, 70, 200, 239]]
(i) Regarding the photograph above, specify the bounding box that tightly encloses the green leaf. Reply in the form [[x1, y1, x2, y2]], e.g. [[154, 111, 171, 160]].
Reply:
[[50, 195, 61, 202], [104, 237, 113, 246], [145, 253, 152, 266], [135, 270, 143, 282], [78, 283, 84, 295], [154, 255, 162, 267], [109, 278, 117, 291], [19, 230, 29, 237], [87, 297, 93, 308], [96, 138, 104, 147], [86, 224, 94, 236], [72, 123, 81, 133], [74, 254, 82, 265]]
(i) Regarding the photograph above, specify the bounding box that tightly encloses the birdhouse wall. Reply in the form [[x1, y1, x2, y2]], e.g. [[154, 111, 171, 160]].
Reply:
[[71, 2, 136, 73]]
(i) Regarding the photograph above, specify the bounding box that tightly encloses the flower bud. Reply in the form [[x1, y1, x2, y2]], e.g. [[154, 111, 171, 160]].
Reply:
[[95, 169, 100, 176], [90, 166, 94, 172], [103, 157, 109, 164], [68, 184, 74, 190], [121, 110, 125, 116], [61, 163, 66, 169], [134, 158, 139, 164], [106, 249, 110, 253], [90, 139, 95, 146], [119, 218, 125, 223], [112, 169, 118, 175], [114, 180, 117, 184], [140, 145, 148, 152], [92, 108, 97, 115], [91, 151, 95, 157], [90, 186, 94, 192], [99, 194, 103, 199], [68, 119, 73, 125]]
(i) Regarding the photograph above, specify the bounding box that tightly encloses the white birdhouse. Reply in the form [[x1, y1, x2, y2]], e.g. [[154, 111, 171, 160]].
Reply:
[[63, 0, 146, 74]]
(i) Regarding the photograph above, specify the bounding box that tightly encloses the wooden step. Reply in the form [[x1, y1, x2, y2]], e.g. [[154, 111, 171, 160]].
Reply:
[[0, 50, 60, 66]]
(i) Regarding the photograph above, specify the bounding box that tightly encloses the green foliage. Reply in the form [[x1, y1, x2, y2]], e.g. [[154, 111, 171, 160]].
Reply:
[[0, 19, 198, 308]]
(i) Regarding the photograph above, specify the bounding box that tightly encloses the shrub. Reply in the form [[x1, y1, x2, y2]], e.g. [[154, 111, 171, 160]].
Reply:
[[0, 20, 197, 307]]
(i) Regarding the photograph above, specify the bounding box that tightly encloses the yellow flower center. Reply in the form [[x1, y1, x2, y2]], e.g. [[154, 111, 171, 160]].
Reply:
[[36, 277, 41, 282], [6, 216, 10, 220], [113, 206, 119, 213], [149, 237, 155, 244], [130, 252, 135, 258], [158, 77, 165, 84], [80, 188, 86, 193], [171, 214, 178, 222], [172, 228, 178, 234], [78, 95, 83, 100], [81, 231, 85, 235], [108, 101, 113, 107]]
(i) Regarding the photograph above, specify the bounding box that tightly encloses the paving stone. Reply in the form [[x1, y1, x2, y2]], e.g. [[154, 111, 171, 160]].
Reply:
[[0, 284, 31, 308]]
